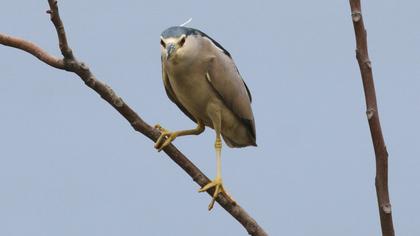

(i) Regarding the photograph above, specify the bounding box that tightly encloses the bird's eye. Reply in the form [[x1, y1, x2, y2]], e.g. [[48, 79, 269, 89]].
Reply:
[[160, 38, 166, 48], [179, 36, 186, 47]]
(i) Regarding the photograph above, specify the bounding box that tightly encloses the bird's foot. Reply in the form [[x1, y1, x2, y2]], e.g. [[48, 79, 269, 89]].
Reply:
[[198, 177, 234, 210], [154, 124, 177, 151]]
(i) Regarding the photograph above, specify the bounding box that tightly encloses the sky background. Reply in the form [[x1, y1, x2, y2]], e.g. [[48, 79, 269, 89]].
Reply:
[[1, 1, 419, 235]]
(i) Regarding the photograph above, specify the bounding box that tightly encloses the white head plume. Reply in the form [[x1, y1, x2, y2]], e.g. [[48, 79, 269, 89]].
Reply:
[[179, 18, 192, 27]]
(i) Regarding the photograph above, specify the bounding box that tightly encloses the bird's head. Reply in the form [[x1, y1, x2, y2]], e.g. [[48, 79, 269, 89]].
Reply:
[[160, 34, 186, 61], [160, 26, 199, 62]]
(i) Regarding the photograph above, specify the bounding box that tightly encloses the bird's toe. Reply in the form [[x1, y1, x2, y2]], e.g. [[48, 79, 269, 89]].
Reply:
[[154, 124, 172, 150], [157, 133, 178, 151], [154, 124, 169, 133], [198, 178, 230, 210]]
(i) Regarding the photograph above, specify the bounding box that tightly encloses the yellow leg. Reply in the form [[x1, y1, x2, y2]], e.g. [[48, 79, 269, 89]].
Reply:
[[154, 121, 204, 152], [198, 132, 232, 210]]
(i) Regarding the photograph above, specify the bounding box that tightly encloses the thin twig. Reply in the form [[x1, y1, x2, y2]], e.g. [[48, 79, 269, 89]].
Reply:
[[348, 1, 395, 236], [47, 0, 74, 59], [0, 1, 268, 235], [0, 34, 64, 69]]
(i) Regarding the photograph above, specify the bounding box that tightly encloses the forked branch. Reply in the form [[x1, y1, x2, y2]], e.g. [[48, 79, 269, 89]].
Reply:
[[348, 1, 395, 236], [0, 1, 267, 235]]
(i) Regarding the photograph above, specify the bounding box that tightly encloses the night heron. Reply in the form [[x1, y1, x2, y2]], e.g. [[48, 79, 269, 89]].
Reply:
[[155, 26, 256, 210]]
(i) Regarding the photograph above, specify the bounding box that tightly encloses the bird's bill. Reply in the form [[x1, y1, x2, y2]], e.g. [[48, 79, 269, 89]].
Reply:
[[166, 43, 176, 59]]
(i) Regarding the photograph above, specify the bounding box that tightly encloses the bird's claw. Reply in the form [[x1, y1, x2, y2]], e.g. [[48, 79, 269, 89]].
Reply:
[[198, 178, 233, 210], [154, 124, 177, 151], [154, 124, 169, 133]]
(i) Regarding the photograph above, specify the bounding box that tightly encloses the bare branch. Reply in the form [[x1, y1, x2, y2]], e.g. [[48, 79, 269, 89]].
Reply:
[[348, 1, 395, 236], [0, 1, 268, 235], [0, 34, 64, 69], [47, 0, 74, 59]]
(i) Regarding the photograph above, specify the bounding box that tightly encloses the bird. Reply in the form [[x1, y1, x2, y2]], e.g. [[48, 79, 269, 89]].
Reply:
[[155, 26, 256, 210]]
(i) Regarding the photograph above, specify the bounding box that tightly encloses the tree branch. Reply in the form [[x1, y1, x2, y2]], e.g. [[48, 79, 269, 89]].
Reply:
[[0, 1, 268, 235], [348, 1, 395, 236], [0, 34, 65, 69], [47, 0, 74, 59]]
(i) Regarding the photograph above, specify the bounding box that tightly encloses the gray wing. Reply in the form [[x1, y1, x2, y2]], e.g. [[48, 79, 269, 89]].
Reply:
[[206, 52, 256, 139], [161, 59, 197, 123]]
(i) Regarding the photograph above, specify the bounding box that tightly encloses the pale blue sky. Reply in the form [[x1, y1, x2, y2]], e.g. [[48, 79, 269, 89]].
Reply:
[[1, 1, 419, 235]]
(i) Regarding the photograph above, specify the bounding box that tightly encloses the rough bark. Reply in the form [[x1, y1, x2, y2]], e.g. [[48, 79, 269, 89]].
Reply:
[[0, 1, 268, 235], [348, 1, 395, 236]]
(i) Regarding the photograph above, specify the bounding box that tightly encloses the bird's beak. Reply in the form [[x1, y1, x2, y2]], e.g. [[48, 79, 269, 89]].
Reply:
[[166, 43, 175, 60]]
